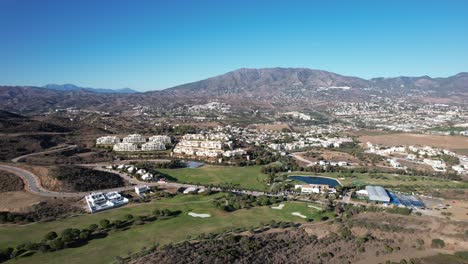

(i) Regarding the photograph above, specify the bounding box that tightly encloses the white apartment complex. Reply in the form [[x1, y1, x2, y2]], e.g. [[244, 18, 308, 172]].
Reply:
[[141, 142, 166, 151], [149, 135, 171, 144], [173, 133, 243, 158], [123, 134, 147, 144], [97, 134, 171, 152], [113, 142, 139, 152], [96, 136, 120, 145]]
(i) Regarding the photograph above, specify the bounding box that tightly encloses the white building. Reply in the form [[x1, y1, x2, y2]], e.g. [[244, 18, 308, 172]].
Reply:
[[149, 135, 171, 144], [295, 184, 330, 194], [200, 141, 223, 149], [96, 136, 120, 145], [113, 142, 139, 152], [183, 134, 205, 140], [141, 142, 166, 151], [141, 173, 153, 181], [85, 192, 129, 213], [183, 187, 198, 194], [135, 185, 150, 196], [223, 149, 247, 157], [123, 134, 146, 144]]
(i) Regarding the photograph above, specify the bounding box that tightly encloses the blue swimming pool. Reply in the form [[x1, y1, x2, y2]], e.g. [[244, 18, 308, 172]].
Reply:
[[289, 176, 340, 187]]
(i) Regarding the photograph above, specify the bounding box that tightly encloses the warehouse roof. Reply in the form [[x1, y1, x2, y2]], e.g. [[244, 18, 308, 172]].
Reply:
[[365, 185, 390, 202]]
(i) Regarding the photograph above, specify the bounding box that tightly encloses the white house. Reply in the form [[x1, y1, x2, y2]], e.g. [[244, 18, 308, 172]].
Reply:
[[135, 185, 150, 196], [141, 173, 153, 181]]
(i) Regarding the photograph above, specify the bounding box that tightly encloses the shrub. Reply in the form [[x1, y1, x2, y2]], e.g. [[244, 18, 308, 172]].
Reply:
[[100, 219, 111, 229], [88, 224, 98, 232], [48, 239, 65, 251], [44, 231, 58, 241], [431, 238, 445, 248]]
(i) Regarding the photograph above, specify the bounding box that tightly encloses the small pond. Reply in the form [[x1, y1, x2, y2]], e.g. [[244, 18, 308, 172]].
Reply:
[[289, 175, 340, 187], [185, 161, 204, 168]]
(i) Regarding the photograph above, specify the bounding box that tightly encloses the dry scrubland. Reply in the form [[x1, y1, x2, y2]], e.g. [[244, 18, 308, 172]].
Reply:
[[0, 171, 24, 192], [359, 133, 468, 152], [130, 212, 468, 264]]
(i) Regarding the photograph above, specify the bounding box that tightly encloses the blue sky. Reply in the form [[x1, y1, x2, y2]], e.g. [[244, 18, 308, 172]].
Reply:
[[1, 0, 467, 91]]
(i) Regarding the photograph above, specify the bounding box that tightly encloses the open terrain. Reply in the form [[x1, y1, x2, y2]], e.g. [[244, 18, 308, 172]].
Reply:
[[158, 165, 269, 191], [359, 133, 468, 152], [1, 194, 331, 264], [0, 171, 24, 192]]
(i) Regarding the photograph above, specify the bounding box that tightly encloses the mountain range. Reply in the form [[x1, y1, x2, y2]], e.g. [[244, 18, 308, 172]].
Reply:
[[43, 84, 138, 94], [163, 68, 468, 96], [1, 68, 467, 114]]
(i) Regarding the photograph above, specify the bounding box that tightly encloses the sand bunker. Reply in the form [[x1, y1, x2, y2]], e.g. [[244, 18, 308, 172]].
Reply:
[[291, 212, 307, 218], [188, 212, 211, 218], [271, 204, 285, 210], [307, 205, 322, 210]]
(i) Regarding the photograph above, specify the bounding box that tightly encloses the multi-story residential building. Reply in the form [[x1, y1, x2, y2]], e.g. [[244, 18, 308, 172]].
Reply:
[[141, 142, 166, 151], [123, 134, 146, 144], [96, 136, 120, 145], [113, 142, 139, 152], [149, 135, 171, 144], [223, 149, 247, 157]]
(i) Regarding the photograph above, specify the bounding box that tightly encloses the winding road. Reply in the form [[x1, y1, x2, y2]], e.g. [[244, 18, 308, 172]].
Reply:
[[0, 161, 274, 199], [11, 144, 78, 163]]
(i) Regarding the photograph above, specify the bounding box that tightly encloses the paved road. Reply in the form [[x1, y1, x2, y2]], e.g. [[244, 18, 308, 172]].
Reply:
[[0, 163, 278, 199], [11, 144, 78, 163], [0, 164, 86, 197]]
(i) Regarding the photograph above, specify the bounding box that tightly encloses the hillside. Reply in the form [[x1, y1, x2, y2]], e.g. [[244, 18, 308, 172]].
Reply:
[[43, 84, 138, 94], [164, 68, 369, 96], [0, 68, 467, 114], [162, 68, 468, 97]]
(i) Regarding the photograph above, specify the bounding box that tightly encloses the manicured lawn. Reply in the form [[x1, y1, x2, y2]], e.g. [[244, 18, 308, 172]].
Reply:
[[159, 165, 269, 191], [287, 171, 468, 189], [2, 194, 330, 264]]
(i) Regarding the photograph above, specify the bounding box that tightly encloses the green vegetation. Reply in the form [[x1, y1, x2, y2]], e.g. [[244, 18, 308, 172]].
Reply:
[[132, 159, 186, 170], [213, 193, 285, 212], [385, 207, 411, 215], [0, 193, 330, 264], [439, 154, 460, 166], [431, 238, 446, 248], [158, 165, 269, 191]]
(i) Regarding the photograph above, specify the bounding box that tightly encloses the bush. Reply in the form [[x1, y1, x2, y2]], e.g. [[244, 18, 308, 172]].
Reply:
[[48, 239, 65, 251], [100, 219, 111, 229], [431, 238, 445, 248], [44, 231, 58, 241], [88, 224, 98, 232]]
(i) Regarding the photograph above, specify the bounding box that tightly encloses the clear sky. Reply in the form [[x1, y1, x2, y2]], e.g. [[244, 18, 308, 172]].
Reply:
[[1, 0, 467, 91]]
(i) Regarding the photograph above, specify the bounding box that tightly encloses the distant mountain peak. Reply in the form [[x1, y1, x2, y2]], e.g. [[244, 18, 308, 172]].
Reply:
[[43, 84, 138, 94]]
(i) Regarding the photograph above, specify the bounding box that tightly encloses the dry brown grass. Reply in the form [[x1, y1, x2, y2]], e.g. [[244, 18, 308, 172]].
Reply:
[[359, 133, 468, 151], [0, 191, 48, 212]]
